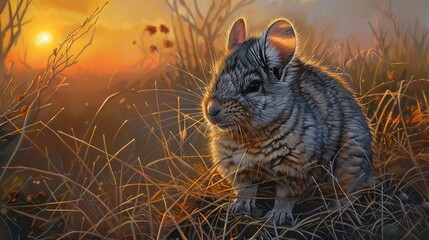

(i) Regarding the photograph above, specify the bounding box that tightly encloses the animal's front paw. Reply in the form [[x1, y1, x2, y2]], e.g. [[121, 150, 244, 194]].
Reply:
[[229, 198, 256, 215], [264, 207, 293, 225]]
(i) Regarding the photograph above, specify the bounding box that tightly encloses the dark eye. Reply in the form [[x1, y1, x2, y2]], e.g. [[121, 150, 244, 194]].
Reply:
[[244, 81, 261, 93]]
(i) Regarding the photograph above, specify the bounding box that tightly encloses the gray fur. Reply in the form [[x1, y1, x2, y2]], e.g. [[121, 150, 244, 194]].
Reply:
[[203, 18, 373, 225]]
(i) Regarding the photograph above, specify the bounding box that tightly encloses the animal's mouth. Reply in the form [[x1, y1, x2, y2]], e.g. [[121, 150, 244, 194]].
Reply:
[[216, 123, 234, 130], [205, 117, 235, 130], [202, 99, 240, 131], [203, 109, 235, 130]]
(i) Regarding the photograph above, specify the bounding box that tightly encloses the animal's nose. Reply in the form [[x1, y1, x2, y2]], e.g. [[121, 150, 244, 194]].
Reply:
[[206, 99, 221, 116]]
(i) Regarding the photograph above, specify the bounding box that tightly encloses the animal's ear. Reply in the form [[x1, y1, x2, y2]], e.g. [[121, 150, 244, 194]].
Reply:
[[263, 18, 296, 69], [227, 18, 246, 50]]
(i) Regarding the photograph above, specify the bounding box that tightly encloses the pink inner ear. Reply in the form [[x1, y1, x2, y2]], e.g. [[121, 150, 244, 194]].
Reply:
[[266, 20, 296, 66], [228, 19, 246, 50], [235, 28, 245, 43]]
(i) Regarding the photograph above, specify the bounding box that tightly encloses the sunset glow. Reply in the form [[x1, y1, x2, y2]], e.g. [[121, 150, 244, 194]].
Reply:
[[34, 31, 53, 47]]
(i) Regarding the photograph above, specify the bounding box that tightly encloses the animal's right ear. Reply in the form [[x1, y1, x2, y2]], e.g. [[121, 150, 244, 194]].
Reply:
[[227, 18, 246, 50], [262, 18, 296, 70]]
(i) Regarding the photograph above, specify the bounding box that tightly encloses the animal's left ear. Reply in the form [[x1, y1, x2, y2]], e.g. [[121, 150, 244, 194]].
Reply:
[[227, 18, 246, 50], [262, 18, 296, 69]]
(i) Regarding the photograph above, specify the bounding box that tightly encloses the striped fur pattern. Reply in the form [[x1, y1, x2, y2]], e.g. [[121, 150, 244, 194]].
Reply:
[[203, 18, 373, 224]]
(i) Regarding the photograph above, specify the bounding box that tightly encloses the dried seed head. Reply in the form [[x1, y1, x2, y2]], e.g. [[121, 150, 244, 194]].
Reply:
[[145, 25, 157, 35], [163, 40, 174, 48], [150, 45, 158, 53], [159, 24, 170, 34], [387, 70, 399, 81]]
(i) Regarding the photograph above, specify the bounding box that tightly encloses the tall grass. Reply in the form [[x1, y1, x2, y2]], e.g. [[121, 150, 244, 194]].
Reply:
[[0, 0, 428, 239]]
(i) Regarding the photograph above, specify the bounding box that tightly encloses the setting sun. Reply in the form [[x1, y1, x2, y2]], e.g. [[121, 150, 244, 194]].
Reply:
[[34, 31, 53, 47]]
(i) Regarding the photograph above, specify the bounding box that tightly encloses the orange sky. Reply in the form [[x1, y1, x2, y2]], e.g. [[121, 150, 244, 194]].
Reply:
[[8, 0, 173, 75], [6, 0, 428, 77]]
